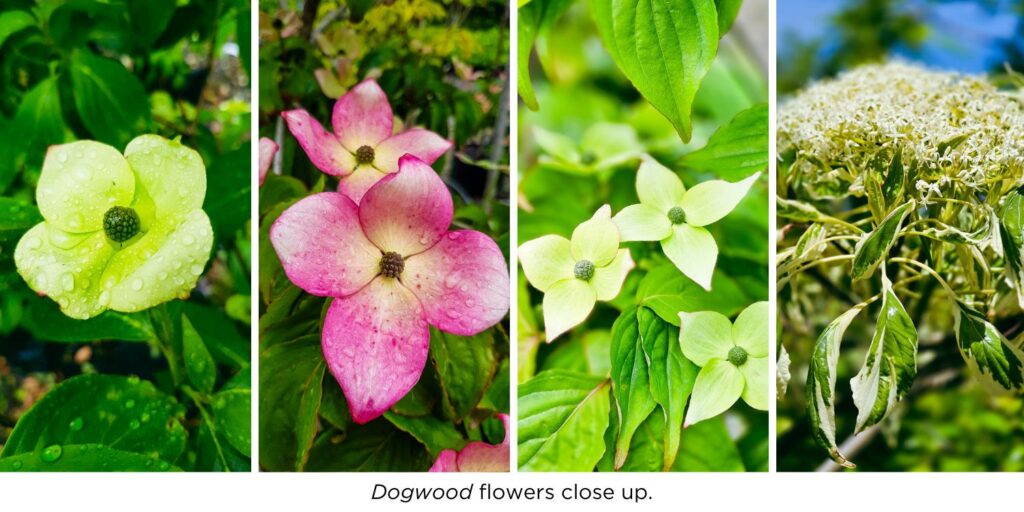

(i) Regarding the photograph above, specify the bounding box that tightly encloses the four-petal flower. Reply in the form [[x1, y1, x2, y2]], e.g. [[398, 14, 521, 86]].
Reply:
[[15, 135, 213, 319], [270, 155, 510, 423], [519, 206, 634, 341], [282, 79, 452, 203], [613, 156, 759, 290], [679, 301, 769, 426]]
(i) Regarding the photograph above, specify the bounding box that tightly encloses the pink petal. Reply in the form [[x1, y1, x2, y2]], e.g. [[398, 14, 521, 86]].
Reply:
[[359, 155, 453, 256], [404, 230, 509, 336], [269, 193, 381, 297], [430, 414, 510, 472], [337, 165, 387, 205], [332, 78, 393, 151], [258, 137, 278, 186], [282, 109, 355, 176], [373, 129, 452, 173], [323, 278, 429, 424], [428, 450, 459, 472]]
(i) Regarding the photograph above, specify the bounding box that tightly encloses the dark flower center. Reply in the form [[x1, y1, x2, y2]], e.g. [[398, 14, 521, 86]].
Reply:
[[574, 260, 595, 281], [103, 206, 140, 243], [379, 251, 404, 279], [668, 206, 687, 225], [727, 346, 748, 367], [355, 145, 375, 165]]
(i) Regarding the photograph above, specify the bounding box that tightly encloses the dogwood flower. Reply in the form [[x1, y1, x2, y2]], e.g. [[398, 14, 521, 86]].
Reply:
[[429, 414, 509, 472], [270, 155, 509, 423], [282, 78, 452, 203], [519, 206, 634, 341], [258, 137, 278, 186], [15, 135, 213, 319], [612, 156, 758, 290], [679, 301, 769, 426]]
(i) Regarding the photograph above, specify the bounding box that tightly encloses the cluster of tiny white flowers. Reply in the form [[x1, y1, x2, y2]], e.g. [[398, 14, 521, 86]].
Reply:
[[779, 62, 1024, 193]]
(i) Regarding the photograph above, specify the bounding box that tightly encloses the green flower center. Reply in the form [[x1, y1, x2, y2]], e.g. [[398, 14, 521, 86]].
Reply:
[[355, 145, 375, 165], [379, 251, 404, 279], [727, 346, 748, 367], [580, 151, 597, 165], [103, 206, 140, 243], [668, 206, 687, 225], [574, 260, 595, 281]]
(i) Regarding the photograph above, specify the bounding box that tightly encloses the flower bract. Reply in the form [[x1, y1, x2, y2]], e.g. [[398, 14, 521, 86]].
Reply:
[[270, 155, 510, 424], [678, 301, 769, 426], [15, 135, 213, 319], [282, 79, 452, 203], [519, 205, 634, 341], [613, 156, 758, 290], [429, 414, 509, 472]]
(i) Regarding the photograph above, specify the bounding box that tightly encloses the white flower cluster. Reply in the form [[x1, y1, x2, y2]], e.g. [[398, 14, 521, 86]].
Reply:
[[779, 62, 1024, 192]]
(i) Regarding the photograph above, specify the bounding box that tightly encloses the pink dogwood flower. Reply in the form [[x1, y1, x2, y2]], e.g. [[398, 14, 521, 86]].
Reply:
[[282, 79, 452, 203], [258, 137, 278, 186], [429, 414, 510, 472], [270, 155, 509, 424]]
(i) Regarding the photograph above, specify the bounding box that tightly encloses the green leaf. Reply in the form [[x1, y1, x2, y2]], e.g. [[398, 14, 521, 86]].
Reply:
[[609, 307, 657, 469], [850, 275, 918, 432], [69, 51, 150, 148], [258, 335, 325, 471], [590, 0, 719, 141], [429, 328, 498, 419], [517, 0, 573, 110], [681, 103, 768, 180], [0, 10, 35, 49], [126, 0, 173, 48], [383, 412, 467, 457], [636, 264, 747, 325], [479, 358, 511, 413], [305, 421, 431, 472], [617, 410, 664, 471], [212, 388, 251, 458], [204, 143, 252, 239], [881, 147, 905, 208], [714, 0, 742, 34], [1000, 187, 1024, 309], [806, 306, 863, 468], [518, 370, 611, 471], [850, 201, 914, 281], [953, 301, 1024, 394], [0, 375, 186, 464], [179, 302, 249, 368], [672, 415, 744, 471], [182, 314, 217, 394], [638, 307, 698, 470], [540, 329, 611, 375], [5, 76, 65, 185], [0, 198, 42, 245], [0, 444, 179, 472], [22, 295, 154, 342], [777, 197, 827, 222], [320, 377, 354, 430]]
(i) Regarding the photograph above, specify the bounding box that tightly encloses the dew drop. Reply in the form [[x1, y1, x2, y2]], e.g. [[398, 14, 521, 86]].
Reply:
[[57, 150, 68, 163], [61, 273, 75, 291], [11, 460, 23, 470], [98, 291, 111, 306], [129, 420, 140, 430], [40, 444, 62, 463], [131, 279, 143, 291], [182, 234, 195, 246], [69, 417, 84, 432], [158, 272, 168, 281], [125, 399, 136, 409]]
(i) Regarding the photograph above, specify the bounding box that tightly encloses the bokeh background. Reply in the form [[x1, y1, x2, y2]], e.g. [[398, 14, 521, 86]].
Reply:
[[777, 0, 1024, 472]]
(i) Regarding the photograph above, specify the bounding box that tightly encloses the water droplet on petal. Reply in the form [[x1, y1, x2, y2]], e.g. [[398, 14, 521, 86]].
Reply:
[[131, 279, 143, 291]]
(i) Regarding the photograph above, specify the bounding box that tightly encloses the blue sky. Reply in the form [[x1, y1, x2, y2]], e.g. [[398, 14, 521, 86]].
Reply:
[[778, 0, 1021, 73]]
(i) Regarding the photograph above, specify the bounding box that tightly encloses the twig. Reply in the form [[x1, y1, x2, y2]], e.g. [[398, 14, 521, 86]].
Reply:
[[273, 115, 284, 176], [300, 0, 322, 41]]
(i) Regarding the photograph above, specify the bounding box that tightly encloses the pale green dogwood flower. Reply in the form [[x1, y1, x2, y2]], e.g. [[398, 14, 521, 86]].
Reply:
[[519, 205, 634, 341], [679, 301, 768, 426], [15, 135, 213, 319], [612, 156, 759, 290]]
